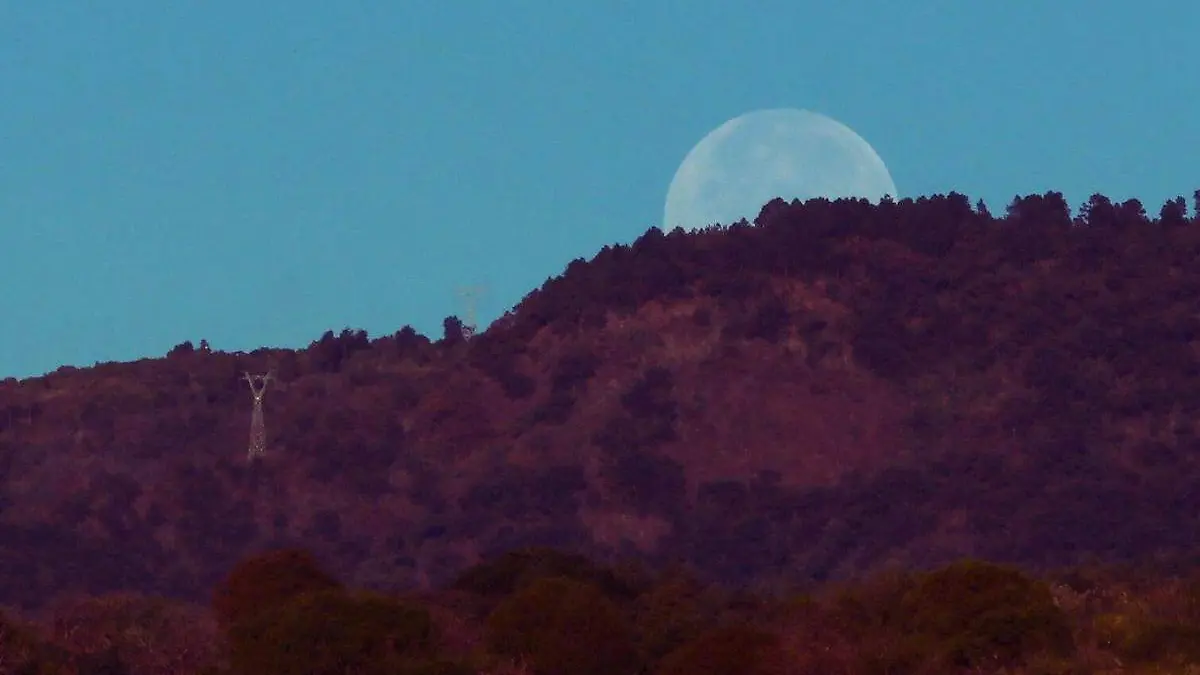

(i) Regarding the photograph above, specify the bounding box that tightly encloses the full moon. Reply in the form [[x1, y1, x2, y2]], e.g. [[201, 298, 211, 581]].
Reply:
[[663, 108, 897, 231]]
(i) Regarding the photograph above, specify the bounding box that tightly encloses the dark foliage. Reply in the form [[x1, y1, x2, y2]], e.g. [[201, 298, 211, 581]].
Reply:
[[309, 329, 371, 374], [211, 548, 343, 630], [901, 560, 1074, 669], [468, 333, 536, 400], [655, 623, 783, 675], [602, 448, 686, 518], [550, 349, 600, 394], [4, 190, 1200, 612], [485, 576, 638, 675], [451, 546, 638, 600], [228, 589, 436, 675]]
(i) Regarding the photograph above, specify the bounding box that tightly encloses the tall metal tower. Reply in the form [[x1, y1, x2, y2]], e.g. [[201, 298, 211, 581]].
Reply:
[[245, 371, 273, 459], [457, 285, 486, 339]]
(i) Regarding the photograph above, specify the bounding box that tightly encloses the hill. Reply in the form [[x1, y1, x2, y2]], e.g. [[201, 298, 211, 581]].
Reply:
[[3, 189, 1200, 611]]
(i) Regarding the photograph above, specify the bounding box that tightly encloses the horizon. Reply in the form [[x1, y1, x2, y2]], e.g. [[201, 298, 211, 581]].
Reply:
[[3, 2, 1198, 380], [7, 186, 1199, 383]]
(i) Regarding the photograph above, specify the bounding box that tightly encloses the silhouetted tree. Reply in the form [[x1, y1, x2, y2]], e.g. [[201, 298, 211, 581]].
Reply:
[[309, 328, 370, 373], [486, 577, 638, 675], [1007, 191, 1072, 229], [393, 325, 428, 358], [441, 316, 467, 346], [167, 341, 195, 358], [228, 590, 437, 675], [211, 548, 343, 631], [1161, 196, 1189, 228]]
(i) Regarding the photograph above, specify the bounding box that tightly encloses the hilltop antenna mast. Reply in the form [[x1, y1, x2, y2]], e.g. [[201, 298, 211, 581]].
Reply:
[[245, 371, 274, 459], [457, 285, 486, 339]]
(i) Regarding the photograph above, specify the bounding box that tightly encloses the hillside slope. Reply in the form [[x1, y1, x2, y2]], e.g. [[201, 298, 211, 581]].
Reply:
[[3, 190, 1200, 610]]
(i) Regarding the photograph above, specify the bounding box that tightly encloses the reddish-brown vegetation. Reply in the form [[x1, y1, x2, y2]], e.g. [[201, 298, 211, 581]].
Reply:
[[2, 190, 1200, 618], [4, 546, 1199, 675]]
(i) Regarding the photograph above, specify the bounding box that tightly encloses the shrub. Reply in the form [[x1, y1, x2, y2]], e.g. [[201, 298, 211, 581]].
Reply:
[[550, 349, 599, 394], [485, 577, 637, 675], [1095, 612, 1200, 665], [395, 658, 478, 675], [211, 548, 343, 630], [529, 391, 576, 425], [1, 611, 42, 672], [655, 623, 784, 675], [73, 647, 131, 675], [452, 547, 636, 600], [746, 295, 790, 342], [45, 592, 219, 675], [228, 589, 436, 675], [633, 572, 714, 666], [1, 611, 82, 675], [901, 560, 1075, 669], [822, 572, 925, 675]]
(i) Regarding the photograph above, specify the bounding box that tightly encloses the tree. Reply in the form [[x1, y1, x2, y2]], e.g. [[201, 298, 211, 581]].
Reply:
[[634, 571, 717, 667], [74, 647, 129, 675], [45, 593, 219, 675], [228, 589, 438, 675], [485, 577, 638, 675], [453, 547, 637, 600], [1160, 196, 1189, 228], [0, 611, 42, 674], [655, 624, 785, 675], [1076, 193, 1116, 228], [550, 349, 599, 394], [309, 328, 371, 373], [441, 316, 467, 346], [167, 341, 195, 358], [211, 548, 343, 631], [1094, 611, 1200, 665], [851, 311, 912, 380], [975, 198, 992, 219], [900, 560, 1074, 669], [746, 295, 790, 342], [1006, 191, 1071, 229], [1115, 198, 1148, 228]]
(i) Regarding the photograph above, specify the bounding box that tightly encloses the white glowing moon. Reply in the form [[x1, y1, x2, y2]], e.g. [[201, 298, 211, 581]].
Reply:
[[663, 108, 897, 231]]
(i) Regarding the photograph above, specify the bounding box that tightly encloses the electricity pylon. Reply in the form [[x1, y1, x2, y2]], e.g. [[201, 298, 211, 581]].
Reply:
[[244, 371, 274, 459]]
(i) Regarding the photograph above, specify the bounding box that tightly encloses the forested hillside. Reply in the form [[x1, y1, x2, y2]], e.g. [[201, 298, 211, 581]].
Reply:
[[2, 190, 1200, 613]]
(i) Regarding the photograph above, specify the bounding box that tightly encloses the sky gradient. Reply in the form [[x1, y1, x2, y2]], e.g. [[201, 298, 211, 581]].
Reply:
[[2, 2, 1198, 379]]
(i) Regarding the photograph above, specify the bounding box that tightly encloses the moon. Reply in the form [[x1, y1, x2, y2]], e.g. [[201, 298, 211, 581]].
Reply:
[[663, 108, 897, 231]]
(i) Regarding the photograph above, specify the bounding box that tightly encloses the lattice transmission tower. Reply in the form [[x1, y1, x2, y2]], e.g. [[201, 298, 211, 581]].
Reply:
[[245, 371, 274, 459], [457, 285, 486, 340]]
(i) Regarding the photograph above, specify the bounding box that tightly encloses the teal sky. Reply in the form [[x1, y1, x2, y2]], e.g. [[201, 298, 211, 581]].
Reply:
[[2, 2, 1197, 379]]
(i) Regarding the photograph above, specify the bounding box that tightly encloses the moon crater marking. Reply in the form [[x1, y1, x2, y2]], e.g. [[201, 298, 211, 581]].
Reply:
[[663, 108, 897, 231]]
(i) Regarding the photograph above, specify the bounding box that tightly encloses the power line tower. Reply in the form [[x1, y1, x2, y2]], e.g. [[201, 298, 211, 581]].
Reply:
[[456, 285, 486, 340], [244, 371, 274, 459]]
